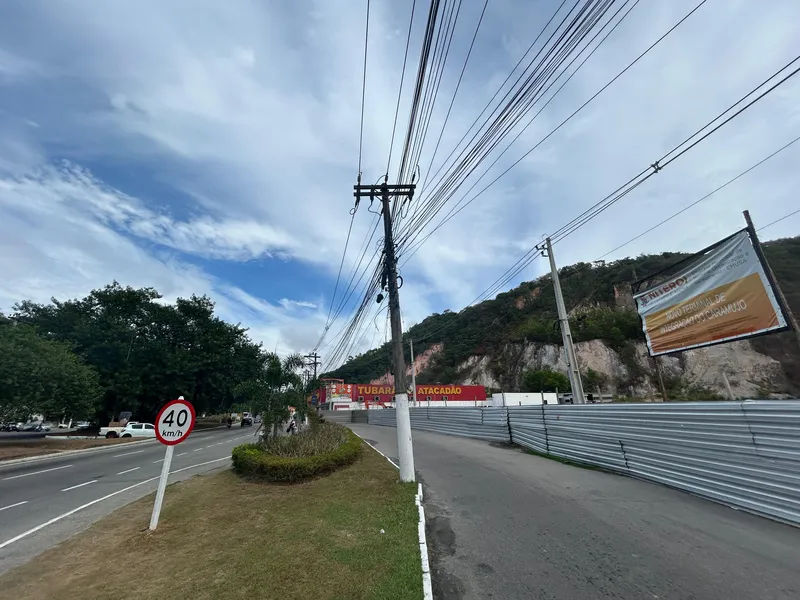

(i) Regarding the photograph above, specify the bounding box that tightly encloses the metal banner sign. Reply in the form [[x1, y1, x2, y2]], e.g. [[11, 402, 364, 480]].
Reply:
[[634, 229, 789, 356]]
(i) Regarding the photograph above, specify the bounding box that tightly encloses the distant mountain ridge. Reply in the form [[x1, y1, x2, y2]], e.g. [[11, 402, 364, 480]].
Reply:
[[325, 236, 800, 399]]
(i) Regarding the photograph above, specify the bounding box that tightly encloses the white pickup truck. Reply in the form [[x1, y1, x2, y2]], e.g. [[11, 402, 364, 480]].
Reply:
[[100, 421, 138, 438]]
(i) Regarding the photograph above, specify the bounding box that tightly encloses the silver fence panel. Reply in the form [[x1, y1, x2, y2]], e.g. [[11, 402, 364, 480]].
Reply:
[[538, 401, 800, 525], [365, 400, 800, 525], [367, 407, 509, 442], [507, 406, 547, 454]]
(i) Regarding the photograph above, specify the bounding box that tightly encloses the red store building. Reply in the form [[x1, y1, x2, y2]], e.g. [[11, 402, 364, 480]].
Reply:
[[352, 384, 486, 406]]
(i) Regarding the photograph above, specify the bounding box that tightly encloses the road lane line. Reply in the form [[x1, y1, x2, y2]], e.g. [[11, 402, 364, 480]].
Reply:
[[117, 467, 140, 475], [61, 480, 97, 492], [1, 464, 73, 481], [193, 448, 202, 452], [0, 475, 160, 549], [170, 456, 230, 474], [177, 452, 187, 457], [113, 450, 145, 458], [153, 459, 164, 464], [0, 501, 28, 512]]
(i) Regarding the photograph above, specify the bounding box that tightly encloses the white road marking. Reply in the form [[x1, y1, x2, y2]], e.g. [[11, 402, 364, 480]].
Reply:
[[116, 467, 140, 475], [170, 456, 230, 474], [1, 464, 73, 481], [177, 452, 187, 457], [153, 459, 164, 464], [193, 448, 202, 452], [113, 450, 145, 458], [0, 476, 160, 549], [61, 480, 97, 492], [0, 501, 28, 512]]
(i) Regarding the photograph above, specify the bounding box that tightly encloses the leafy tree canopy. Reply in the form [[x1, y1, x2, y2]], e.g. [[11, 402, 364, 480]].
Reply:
[[9, 282, 268, 423], [0, 322, 102, 422], [520, 368, 570, 393]]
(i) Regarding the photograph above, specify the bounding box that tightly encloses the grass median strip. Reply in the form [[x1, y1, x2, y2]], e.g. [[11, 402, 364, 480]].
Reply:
[[0, 441, 423, 600]]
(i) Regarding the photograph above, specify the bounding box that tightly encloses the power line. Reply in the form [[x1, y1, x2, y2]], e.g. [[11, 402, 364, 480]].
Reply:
[[396, 0, 634, 256], [417, 0, 489, 196], [548, 53, 800, 245], [398, 0, 704, 263], [323, 211, 356, 328], [386, 0, 418, 176], [597, 134, 800, 259], [396, 54, 800, 346], [759, 208, 800, 233], [357, 0, 371, 176]]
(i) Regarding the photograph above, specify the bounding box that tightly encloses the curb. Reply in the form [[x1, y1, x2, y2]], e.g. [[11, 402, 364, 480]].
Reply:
[[0, 438, 159, 468], [416, 483, 434, 600], [350, 430, 434, 600]]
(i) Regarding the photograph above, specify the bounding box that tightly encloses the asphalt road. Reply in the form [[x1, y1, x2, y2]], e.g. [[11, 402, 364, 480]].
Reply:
[[349, 424, 800, 600], [0, 425, 256, 575]]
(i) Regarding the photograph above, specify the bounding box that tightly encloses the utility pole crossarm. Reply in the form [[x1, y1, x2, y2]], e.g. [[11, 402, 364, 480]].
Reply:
[[304, 352, 321, 381]]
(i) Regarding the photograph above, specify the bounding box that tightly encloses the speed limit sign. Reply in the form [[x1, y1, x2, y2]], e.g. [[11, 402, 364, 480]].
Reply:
[[155, 398, 196, 445], [150, 397, 196, 531]]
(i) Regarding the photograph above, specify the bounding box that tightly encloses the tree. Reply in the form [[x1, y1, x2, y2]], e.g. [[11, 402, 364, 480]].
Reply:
[[11, 282, 266, 422], [234, 352, 306, 438], [520, 368, 570, 393], [0, 322, 102, 422]]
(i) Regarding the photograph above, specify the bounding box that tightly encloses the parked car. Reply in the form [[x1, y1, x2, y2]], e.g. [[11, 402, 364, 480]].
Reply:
[[119, 422, 156, 438], [22, 422, 50, 432]]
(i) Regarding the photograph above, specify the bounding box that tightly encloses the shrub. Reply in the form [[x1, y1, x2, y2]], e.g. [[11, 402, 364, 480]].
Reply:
[[261, 422, 349, 458], [231, 425, 362, 483]]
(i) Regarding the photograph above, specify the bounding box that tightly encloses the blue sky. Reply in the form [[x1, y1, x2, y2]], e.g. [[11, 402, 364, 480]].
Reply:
[[1, 0, 799, 367]]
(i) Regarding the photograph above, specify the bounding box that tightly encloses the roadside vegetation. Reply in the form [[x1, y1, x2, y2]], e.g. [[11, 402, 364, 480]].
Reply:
[[0, 445, 423, 600], [233, 421, 362, 482]]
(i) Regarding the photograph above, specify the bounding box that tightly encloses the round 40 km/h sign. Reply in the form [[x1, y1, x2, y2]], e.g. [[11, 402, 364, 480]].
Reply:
[[155, 399, 196, 445]]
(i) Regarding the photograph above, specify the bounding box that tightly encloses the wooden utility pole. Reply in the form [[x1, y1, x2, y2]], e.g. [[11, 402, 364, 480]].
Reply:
[[354, 179, 416, 482], [743, 210, 800, 352], [304, 352, 321, 381]]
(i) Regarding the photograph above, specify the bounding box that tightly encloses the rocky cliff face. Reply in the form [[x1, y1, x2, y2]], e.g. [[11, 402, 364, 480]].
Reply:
[[455, 338, 795, 399]]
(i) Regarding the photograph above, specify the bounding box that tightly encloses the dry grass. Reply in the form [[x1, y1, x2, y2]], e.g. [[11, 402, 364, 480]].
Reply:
[[0, 437, 137, 462], [0, 443, 422, 600]]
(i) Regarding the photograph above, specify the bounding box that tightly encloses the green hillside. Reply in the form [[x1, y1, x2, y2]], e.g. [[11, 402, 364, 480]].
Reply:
[[325, 236, 800, 388]]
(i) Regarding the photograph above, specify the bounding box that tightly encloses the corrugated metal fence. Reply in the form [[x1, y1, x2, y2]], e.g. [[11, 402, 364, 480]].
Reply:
[[366, 401, 800, 526]]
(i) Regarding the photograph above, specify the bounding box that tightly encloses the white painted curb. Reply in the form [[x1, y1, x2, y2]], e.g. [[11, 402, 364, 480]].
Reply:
[[351, 430, 434, 599]]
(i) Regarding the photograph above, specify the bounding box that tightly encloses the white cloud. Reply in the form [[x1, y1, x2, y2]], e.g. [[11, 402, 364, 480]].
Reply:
[[0, 163, 326, 354], [1, 0, 800, 364]]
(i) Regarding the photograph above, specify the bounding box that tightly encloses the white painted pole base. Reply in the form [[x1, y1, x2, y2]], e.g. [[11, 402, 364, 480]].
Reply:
[[149, 444, 174, 530], [394, 392, 416, 482]]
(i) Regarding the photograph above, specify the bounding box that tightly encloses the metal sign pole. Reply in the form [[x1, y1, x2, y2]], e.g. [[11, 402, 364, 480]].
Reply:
[[149, 444, 174, 531]]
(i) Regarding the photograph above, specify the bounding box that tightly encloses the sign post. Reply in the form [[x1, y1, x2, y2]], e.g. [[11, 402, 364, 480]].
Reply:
[[149, 397, 196, 531]]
